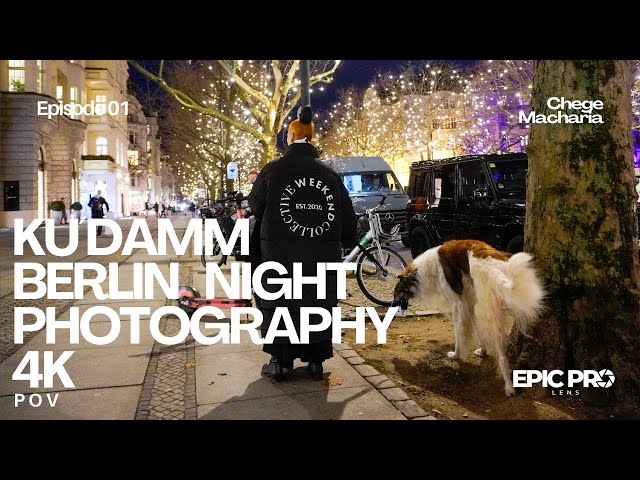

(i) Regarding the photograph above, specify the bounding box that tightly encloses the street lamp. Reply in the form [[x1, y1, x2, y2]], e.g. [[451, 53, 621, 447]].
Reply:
[[300, 60, 310, 108]]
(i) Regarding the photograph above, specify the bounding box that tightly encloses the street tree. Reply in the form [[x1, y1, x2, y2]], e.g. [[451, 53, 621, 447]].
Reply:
[[377, 61, 467, 160], [130, 60, 341, 167], [318, 86, 407, 161], [161, 62, 262, 200], [457, 60, 533, 154], [319, 62, 466, 161], [508, 60, 640, 407]]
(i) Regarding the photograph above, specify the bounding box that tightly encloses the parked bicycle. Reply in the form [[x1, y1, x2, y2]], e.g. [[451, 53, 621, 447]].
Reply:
[[200, 192, 253, 268], [343, 195, 407, 306]]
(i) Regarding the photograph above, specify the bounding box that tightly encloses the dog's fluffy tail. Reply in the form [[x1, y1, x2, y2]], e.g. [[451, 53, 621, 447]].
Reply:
[[471, 252, 545, 334], [497, 252, 545, 333]]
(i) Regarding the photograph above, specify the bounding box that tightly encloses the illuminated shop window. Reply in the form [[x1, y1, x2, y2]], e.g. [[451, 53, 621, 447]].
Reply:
[[96, 137, 108, 155]]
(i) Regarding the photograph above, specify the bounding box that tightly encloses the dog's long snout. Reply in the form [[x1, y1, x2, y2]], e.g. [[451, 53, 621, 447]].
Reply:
[[392, 276, 410, 310]]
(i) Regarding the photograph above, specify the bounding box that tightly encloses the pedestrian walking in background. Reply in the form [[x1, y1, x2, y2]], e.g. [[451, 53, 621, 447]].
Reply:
[[189, 201, 196, 218], [248, 105, 358, 381], [88, 190, 109, 236], [60, 197, 68, 225], [153, 202, 159, 216], [144, 202, 149, 217]]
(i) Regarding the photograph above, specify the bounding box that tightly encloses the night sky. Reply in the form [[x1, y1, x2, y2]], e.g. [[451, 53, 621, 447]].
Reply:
[[312, 60, 406, 110]]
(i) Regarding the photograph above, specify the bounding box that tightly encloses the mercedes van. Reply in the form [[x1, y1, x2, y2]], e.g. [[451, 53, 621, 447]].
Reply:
[[322, 156, 409, 240]]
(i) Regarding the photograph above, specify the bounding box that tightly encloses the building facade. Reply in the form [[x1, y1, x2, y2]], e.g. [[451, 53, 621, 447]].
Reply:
[[0, 60, 165, 228], [0, 60, 87, 227], [79, 60, 130, 219], [126, 94, 149, 214], [146, 112, 163, 206]]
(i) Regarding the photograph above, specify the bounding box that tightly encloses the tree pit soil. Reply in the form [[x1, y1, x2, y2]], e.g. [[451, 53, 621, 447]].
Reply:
[[342, 314, 637, 420]]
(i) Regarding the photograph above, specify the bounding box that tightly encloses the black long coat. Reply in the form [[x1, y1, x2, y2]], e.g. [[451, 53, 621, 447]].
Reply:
[[248, 142, 357, 342]]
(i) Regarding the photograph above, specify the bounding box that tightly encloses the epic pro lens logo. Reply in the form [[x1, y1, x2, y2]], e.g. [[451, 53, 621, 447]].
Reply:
[[513, 369, 615, 396], [595, 369, 615, 388]]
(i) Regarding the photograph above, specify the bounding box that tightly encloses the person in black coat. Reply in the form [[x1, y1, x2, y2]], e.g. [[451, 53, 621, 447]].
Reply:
[[88, 190, 109, 236], [248, 106, 357, 381]]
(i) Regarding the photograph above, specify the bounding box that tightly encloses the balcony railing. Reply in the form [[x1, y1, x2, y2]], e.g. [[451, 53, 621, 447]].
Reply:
[[82, 154, 116, 162]]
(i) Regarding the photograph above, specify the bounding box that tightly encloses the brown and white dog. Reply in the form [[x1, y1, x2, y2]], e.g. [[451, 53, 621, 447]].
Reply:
[[394, 239, 545, 396]]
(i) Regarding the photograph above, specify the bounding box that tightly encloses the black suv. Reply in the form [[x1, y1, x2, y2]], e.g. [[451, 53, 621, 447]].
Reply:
[[405, 153, 528, 257]]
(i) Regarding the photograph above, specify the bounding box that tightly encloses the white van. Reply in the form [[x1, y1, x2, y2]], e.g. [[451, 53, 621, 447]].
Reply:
[[322, 156, 409, 242]]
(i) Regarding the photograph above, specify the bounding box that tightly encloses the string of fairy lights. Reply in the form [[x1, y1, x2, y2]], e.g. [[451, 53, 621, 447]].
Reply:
[[166, 60, 338, 201], [318, 60, 640, 162], [167, 60, 640, 199], [317, 60, 534, 160]]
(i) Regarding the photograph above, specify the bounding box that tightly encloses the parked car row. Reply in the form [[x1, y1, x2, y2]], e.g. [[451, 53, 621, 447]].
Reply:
[[202, 154, 640, 259]]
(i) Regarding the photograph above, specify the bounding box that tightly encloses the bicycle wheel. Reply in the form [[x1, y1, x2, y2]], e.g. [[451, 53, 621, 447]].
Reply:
[[201, 240, 224, 268], [356, 246, 407, 306]]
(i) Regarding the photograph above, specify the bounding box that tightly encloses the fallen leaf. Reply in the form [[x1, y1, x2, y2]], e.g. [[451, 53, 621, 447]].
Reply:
[[431, 409, 443, 416], [209, 381, 215, 385], [327, 377, 343, 386], [184, 361, 196, 368], [462, 412, 469, 418], [218, 373, 227, 376]]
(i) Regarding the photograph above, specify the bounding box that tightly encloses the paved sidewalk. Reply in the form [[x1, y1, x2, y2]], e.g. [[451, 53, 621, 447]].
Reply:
[[0, 215, 407, 420]]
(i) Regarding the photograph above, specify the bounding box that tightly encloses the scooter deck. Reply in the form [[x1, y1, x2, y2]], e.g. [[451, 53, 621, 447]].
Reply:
[[177, 285, 252, 316]]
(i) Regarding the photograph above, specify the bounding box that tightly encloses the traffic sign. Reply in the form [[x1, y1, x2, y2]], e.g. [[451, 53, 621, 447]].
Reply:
[[227, 162, 238, 180]]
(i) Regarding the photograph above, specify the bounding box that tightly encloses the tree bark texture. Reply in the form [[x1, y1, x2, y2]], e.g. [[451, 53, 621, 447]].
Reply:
[[508, 60, 640, 405]]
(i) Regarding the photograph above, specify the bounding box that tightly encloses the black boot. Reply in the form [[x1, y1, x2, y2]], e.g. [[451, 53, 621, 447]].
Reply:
[[282, 360, 294, 376], [261, 355, 284, 381], [308, 362, 323, 380]]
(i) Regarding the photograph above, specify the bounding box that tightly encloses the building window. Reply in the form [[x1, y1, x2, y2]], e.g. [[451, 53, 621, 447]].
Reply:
[[128, 150, 139, 166], [8, 60, 25, 92], [147, 140, 151, 152], [56, 85, 64, 101], [146, 125, 151, 135], [95, 94, 107, 115], [129, 131, 136, 145], [96, 137, 108, 156], [442, 97, 455, 109], [432, 117, 457, 130], [36, 60, 45, 94], [131, 176, 136, 187], [69, 86, 78, 118], [4, 181, 20, 211]]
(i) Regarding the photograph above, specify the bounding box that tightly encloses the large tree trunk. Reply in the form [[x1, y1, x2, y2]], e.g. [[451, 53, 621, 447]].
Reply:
[[508, 60, 640, 406], [259, 137, 277, 169]]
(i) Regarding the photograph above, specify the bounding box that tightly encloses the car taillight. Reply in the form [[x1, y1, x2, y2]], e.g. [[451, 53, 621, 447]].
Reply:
[[409, 197, 429, 212]]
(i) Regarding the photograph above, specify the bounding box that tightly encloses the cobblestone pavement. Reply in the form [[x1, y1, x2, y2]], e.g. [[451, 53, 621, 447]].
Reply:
[[135, 265, 197, 420]]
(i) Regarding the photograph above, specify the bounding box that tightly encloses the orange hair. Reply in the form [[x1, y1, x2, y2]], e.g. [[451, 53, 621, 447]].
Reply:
[[288, 119, 314, 142]]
